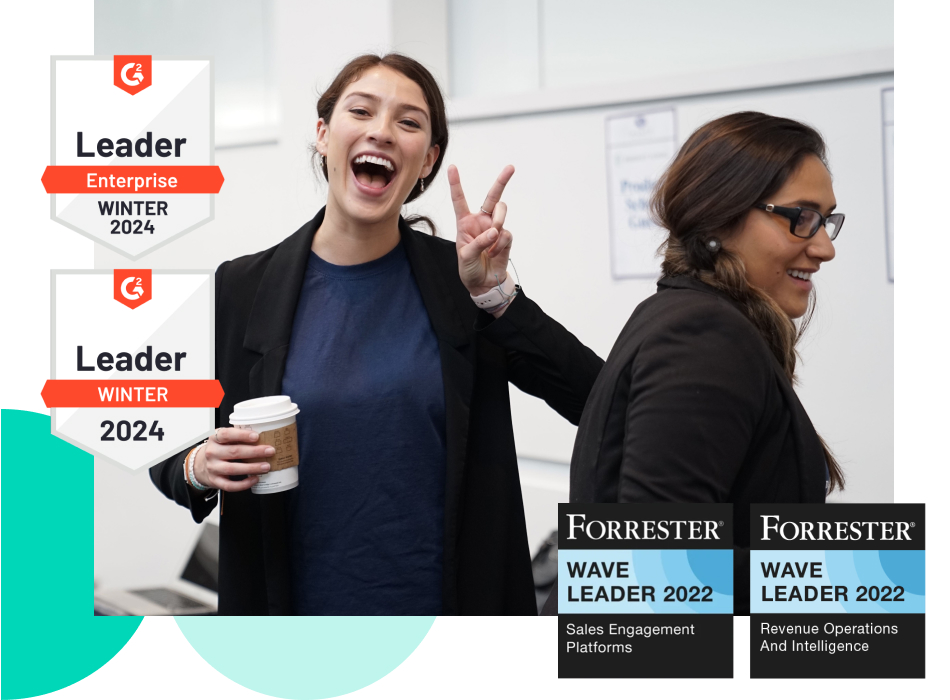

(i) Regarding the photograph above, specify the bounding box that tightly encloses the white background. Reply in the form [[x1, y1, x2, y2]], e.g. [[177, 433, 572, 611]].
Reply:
[[1, 1, 946, 698]]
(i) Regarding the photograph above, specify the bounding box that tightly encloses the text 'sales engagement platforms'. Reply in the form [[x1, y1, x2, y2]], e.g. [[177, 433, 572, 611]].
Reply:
[[558, 503, 734, 678]]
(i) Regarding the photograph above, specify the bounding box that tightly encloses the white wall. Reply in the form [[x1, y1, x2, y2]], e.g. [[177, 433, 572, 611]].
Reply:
[[449, 0, 894, 97]]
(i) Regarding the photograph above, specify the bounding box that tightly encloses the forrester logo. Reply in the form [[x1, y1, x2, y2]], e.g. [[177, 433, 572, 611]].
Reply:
[[113, 55, 152, 95], [114, 269, 152, 309], [759, 514, 913, 541]]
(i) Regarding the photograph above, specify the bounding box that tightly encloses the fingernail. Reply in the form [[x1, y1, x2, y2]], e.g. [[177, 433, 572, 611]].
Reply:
[[260, 464, 270, 472], [488, 229, 498, 239], [249, 432, 259, 441], [264, 446, 276, 456]]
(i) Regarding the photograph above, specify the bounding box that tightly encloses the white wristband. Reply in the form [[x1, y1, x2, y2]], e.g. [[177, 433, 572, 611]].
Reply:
[[471, 273, 517, 312], [188, 440, 211, 491]]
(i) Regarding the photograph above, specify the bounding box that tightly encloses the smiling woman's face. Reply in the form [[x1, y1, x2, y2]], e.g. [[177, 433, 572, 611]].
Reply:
[[316, 66, 439, 227], [727, 155, 838, 319]]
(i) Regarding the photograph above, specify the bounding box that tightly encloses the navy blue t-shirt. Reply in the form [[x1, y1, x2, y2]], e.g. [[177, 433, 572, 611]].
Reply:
[[280, 241, 446, 615]]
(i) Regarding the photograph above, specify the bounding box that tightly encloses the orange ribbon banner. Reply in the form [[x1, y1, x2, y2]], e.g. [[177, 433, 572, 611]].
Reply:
[[41, 380, 224, 408], [41, 165, 224, 194]]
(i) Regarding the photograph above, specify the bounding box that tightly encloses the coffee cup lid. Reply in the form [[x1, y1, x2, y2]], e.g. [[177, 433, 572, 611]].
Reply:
[[229, 395, 300, 425]]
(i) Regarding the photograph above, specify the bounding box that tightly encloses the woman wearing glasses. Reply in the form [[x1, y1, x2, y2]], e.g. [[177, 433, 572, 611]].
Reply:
[[551, 112, 845, 615]]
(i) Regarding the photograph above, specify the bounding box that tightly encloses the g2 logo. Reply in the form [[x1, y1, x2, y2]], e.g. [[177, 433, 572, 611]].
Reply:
[[121, 62, 145, 87], [113, 55, 152, 95], [121, 276, 145, 301], [114, 269, 152, 309]]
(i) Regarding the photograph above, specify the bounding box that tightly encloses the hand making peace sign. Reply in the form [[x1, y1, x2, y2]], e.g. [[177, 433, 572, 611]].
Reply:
[[449, 164, 515, 297]]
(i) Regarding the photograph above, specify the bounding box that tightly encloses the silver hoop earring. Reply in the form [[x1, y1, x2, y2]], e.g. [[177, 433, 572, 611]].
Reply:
[[420, 177, 425, 192]]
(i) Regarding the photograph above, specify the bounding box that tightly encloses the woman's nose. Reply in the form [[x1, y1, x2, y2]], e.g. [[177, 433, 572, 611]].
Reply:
[[808, 226, 836, 262], [368, 117, 394, 145]]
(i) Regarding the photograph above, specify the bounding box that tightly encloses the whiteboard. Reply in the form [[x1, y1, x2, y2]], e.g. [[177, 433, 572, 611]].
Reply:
[[416, 71, 895, 505]]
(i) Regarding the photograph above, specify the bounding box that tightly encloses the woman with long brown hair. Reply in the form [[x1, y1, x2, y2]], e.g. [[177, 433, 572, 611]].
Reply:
[[150, 53, 603, 615], [557, 111, 845, 615]]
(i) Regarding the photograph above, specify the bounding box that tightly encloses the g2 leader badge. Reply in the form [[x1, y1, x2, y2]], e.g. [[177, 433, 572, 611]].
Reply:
[[43, 56, 223, 259], [42, 270, 222, 470]]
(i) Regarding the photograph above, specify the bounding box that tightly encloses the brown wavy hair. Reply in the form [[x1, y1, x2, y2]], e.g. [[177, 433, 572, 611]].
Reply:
[[651, 111, 843, 492], [311, 53, 448, 233]]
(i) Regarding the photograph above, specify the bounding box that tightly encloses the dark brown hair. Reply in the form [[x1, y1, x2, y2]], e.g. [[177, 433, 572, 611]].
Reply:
[[651, 111, 843, 492], [312, 53, 448, 232]]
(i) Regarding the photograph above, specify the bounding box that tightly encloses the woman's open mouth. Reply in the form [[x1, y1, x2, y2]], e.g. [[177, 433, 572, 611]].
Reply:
[[786, 268, 814, 290], [351, 153, 396, 193]]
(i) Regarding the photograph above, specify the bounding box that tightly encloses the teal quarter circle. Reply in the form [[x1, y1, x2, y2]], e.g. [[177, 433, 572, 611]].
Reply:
[[176, 615, 435, 699], [1, 409, 142, 700]]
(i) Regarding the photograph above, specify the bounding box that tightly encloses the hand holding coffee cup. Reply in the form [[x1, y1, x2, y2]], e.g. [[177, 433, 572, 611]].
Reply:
[[192, 427, 274, 492]]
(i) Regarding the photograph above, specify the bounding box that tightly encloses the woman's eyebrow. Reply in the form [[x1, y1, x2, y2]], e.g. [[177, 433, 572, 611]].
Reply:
[[343, 91, 429, 119], [344, 91, 380, 103]]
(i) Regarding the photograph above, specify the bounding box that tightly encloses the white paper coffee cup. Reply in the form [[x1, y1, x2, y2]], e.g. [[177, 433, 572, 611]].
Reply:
[[229, 396, 300, 494]]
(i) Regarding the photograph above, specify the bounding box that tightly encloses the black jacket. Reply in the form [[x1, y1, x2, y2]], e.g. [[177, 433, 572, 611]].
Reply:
[[150, 209, 603, 615], [567, 275, 827, 615]]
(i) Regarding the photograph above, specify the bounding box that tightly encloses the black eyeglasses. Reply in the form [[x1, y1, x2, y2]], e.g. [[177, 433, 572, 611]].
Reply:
[[754, 203, 845, 241]]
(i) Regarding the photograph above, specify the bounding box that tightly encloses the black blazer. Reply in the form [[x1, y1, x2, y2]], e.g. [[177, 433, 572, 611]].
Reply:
[[567, 275, 827, 615], [150, 208, 603, 615]]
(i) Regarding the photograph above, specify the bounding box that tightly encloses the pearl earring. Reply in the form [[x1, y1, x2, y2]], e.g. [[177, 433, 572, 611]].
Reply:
[[420, 177, 425, 192]]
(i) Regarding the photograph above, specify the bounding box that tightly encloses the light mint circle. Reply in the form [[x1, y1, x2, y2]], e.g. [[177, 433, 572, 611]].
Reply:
[[176, 616, 435, 699]]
